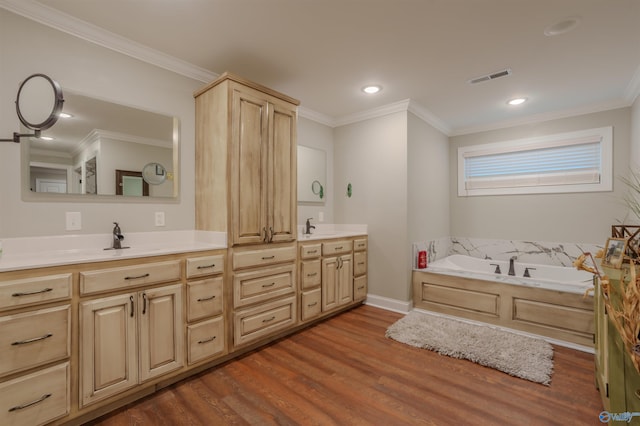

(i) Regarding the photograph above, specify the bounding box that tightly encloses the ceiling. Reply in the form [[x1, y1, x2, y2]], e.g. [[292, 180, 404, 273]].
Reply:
[[5, 0, 640, 135]]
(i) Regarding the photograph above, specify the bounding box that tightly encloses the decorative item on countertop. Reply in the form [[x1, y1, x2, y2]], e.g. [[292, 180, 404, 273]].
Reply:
[[611, 225, 640, 261], [418, 250, 427, 269], [602, 237, 628, 269]]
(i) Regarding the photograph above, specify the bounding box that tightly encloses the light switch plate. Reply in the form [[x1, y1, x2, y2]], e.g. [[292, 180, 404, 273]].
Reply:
[[66, 212, 82, 231]]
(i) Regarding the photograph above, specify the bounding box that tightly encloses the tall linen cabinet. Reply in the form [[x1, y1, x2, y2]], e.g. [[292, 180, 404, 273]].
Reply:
[[195, 73, 300, 350], [194, 72, 298, 246]]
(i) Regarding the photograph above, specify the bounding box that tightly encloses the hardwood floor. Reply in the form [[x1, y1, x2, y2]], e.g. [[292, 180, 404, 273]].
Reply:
[[88, 305, 603, 425]]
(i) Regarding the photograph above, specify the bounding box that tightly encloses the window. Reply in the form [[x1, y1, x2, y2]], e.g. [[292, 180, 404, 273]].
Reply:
[[457, 126, 612, 196]]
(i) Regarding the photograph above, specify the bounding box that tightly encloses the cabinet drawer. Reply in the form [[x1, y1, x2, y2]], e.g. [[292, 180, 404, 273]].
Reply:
[[322, 240, 352, 256], [0, 362, 69, 426], [0, 274, 71, 311], [187, 317, 225, 365], [234, 296, 297, 347], [354, 275, 368, 301], [354, 238, 368, 251], [354, 251, 367, 276], [80, 260, 181, 295], [187, 277, 223, 322], [0, 305, 70, 377], [186, 254, 224, 279], [300, 244, 321, 259], [234, 264, 295, 308], [233, 245, 296, 270], [300, 260, 321, 290], [301, 289, 321, 321]]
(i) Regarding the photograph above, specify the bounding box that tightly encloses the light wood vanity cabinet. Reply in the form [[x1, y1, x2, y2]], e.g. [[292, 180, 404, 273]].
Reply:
[[0, 272, 72, 426], [298, 236, 368, 322], [231, 243, 298, 348], [194, 72, 299, 246]]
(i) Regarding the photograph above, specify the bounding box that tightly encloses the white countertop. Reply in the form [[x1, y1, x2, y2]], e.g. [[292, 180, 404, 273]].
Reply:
[[0, 230, 227, 272], [297, 223, 368, 241]]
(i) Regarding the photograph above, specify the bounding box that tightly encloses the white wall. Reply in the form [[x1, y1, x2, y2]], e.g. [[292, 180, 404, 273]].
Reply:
[[632, 96, 640, 169], [334, 112, 409, 301], [407, 112, 450, 244], [449, 108, 632, 245], [297, 117, 334, 227], [0, 10, 203, 237]]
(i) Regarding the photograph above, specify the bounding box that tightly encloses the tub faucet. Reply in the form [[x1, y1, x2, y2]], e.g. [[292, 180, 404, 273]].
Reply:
[[490, 263, 501, 274], [304, 218, 316, 235], [112, 222, 124, 249], [508, 256, 517, 276]]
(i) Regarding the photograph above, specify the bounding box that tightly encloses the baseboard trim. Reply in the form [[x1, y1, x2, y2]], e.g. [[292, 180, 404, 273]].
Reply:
[[364, 294, 412, 314]]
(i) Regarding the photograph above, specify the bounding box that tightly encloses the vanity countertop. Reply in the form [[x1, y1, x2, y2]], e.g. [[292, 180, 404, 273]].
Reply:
[[0, 230, 227, 272], [297, 224, 368, 241]]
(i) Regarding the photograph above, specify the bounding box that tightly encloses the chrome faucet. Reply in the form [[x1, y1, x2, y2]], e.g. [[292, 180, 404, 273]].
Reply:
[[508, 256, 517, 276], [304, 218, 316, 235], [112, 222, 125, 249]]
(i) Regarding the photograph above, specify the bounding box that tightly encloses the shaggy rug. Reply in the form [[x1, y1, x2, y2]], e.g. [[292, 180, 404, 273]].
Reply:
[[385, 311, 554, 385]]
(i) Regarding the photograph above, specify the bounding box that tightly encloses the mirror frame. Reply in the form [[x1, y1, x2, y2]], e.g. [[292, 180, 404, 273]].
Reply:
[[21, 93, 180, 203]]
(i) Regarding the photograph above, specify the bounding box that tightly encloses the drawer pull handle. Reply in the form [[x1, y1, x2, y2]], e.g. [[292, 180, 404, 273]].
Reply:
[[124, 273, 150, 280], [8, 393, 52, 412], [262, 316, 276, 323], [307, 272, 317, 277], [197, 263, 216, 270], [262, 255, 275, 260], [262, 282, 276, 288], [130, 296, 134, 317], [142, 293, 147, 315], [357, 286, 365, 290], [358, 262, 365, 265], [308, 250, 318, 254], [308, 302, 318, 307], [198, 336, 217, 344], [12, 288, 53, 297], [334, 246, 343, 250], [12, 333, 53, 346], [197, 295, 216, 302]]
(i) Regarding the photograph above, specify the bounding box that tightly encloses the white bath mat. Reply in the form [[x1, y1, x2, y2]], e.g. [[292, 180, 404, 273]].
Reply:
[[385, 311, 554, 385]]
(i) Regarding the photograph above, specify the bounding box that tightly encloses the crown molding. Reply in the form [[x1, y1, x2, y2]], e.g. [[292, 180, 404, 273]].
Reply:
[[624, 63, 640, 105], [407, 100, 452, 135], [333, 99, 411, 127], [297, 106, 336, 127], [0, 0, 217, 83], [450, 98, 632, 136]]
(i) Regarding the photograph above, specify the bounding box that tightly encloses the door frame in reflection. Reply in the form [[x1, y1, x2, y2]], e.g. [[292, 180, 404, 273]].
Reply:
[[115, 170, 149, 196]]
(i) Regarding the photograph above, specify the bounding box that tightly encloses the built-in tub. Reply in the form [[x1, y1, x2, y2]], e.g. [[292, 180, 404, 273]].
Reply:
[[412, 254, 595, 349]]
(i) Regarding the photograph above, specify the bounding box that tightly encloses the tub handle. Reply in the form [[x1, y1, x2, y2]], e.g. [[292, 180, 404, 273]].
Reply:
[[524, 267, 536, 278], [490, 263, 501, 274]]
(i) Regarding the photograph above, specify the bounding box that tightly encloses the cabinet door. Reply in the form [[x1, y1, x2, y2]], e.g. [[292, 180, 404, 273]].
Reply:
[[138, 284, 184, 382], [231, 86, 269, 245], [268, 101, 297, 243], [322, 257, 339, 311], [80, 294, 137, 407], [337, 254, 353, 306]]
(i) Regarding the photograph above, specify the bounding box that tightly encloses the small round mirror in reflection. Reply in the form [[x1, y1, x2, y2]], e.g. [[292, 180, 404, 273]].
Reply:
[[142, 162, 167, 185], [16, 74, 64, 131]]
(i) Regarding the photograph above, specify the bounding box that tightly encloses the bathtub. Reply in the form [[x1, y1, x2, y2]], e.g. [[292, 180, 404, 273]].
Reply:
[[412, 254, 595, 348]]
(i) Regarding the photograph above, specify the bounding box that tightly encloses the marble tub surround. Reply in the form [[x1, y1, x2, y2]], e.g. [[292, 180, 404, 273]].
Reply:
[[413, 237, 602, 269], [0, 230, 227, 272], [298, 223, 368, 240]]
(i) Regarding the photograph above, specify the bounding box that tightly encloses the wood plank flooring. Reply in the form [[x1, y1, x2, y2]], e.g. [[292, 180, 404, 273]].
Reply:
[[88, 305, 603, 425]]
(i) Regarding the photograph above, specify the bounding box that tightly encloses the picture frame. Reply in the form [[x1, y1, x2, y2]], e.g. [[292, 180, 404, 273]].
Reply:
[[602, 237, 628, 269]]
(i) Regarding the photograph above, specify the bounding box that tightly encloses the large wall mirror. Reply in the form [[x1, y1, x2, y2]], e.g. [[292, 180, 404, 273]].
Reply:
[[297, 145, 326, 204], [21, 91, 179, 201]]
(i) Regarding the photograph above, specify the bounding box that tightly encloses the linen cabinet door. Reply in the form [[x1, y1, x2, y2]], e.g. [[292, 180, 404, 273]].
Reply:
[[230, 85, 269, 246], [80, 294, 137, 408], [267, 101, 297, 244], [138, 284, 184, 382]]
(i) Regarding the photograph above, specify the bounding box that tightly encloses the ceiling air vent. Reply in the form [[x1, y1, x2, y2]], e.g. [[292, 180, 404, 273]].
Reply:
[[468, 68, 512, 84]]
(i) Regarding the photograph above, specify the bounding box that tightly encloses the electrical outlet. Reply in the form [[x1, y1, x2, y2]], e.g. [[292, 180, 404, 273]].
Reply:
[[66, 212, 82, 231], [318, 211, 324, 222], [155, 212, 165, 227]]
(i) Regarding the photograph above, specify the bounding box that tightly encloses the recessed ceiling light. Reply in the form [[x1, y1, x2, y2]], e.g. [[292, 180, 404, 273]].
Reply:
[[544, 17, 580, 36], [59, 112, 73, 118], [507, 97, 527, 106], [362, 85, 382, 94]]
